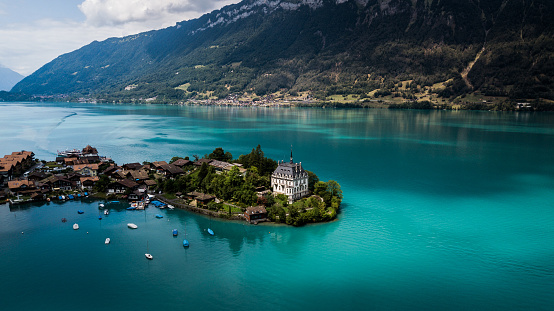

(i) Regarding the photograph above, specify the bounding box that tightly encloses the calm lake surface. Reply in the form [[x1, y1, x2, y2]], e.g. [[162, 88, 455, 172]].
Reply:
[[0, 102, 553, 310]]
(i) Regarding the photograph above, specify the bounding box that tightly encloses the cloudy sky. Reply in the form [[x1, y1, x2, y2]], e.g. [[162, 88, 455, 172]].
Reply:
[[0, 0, 239, 76]]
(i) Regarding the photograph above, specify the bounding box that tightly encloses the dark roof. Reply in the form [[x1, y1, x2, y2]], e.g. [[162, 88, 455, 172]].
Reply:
[[123, 162, 143, 170], [160, 164, 183, 175], [172, 159, 192, 167], [272, 161, 307, 178], [144, 179, 157, 186], [194, 158, 213, 166], [246, 206, 267, 215], [115, 179, 139, 188]]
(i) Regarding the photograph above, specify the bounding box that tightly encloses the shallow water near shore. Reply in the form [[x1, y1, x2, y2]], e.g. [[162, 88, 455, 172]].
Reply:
[[0, 102, 553, 310]]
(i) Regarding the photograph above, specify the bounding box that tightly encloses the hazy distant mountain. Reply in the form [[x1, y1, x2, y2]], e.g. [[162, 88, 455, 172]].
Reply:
[[12, 0, 554, 102], [0, 66, 24, 92]]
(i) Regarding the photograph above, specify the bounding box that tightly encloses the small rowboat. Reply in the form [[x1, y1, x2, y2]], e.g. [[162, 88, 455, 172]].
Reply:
[[105, 238, 110, 244], [183, 239, 189, 247], [145, 253, 153, 260], [155, 214, 163, 218], [77, 210, 84, 214], [207, 228, 214, 236], [127, 223, 138, 229], [73, 223, 79, 230], [172, 229, 178, 236]]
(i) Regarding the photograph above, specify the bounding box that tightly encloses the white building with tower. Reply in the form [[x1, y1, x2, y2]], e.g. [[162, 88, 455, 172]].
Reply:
[[271, 150, 309, 203]]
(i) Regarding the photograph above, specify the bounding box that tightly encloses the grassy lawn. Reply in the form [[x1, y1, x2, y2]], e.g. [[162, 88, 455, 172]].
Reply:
[[221, 204, 243, 214]]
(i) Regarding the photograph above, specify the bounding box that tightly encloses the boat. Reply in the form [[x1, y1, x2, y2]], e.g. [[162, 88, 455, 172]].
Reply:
[[127, 223, 138, 229], [104, 209, 109, 215], [105, 238, 110, 244], [127, 206, 136, 210], [183, 239, 189, 247], [61, 218, 67, 223], [207, 228, 214, 236], [155, 214, 163, 218], [168, 204, 175, 210], [73, 223, 79, 230], [77, 210, 84, 214], [172, 229, 178, 236], [145, 253, 153, 260], [99, 203, 105, 208], [68, 194, 75, 200], [98, 215, 102, 220], [84, 192, 88, 196]]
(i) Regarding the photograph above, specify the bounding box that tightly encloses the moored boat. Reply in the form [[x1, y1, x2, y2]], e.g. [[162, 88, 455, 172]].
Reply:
[[77, 210, 84, 214], [155, 214, 163, 218], [127, 223, 138, 229], [104, 209, 109, 215], [61, 218, 67, 223], [172, 229, 178, 236], [145, 253, 153, 260], [168, 204, 175, 210], [207, 228, 214, 236], [73, 223, 79, 230], [183, 239, 189, 247], [105, 238, 110, 244]]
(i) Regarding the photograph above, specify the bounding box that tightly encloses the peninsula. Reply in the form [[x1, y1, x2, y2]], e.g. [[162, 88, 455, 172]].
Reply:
[[1, 145, 342, 226]]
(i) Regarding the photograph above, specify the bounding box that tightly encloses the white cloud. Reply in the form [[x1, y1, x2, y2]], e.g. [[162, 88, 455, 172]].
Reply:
[[0, 0, 239, 76], [79, 0, 236, 27]]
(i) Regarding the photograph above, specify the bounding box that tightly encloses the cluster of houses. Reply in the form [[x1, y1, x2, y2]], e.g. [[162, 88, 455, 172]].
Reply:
[[1, 145, 312, 225]]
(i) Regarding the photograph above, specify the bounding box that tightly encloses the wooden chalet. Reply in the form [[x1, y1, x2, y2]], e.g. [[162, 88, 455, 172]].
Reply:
[[107, 179, 139, 194]]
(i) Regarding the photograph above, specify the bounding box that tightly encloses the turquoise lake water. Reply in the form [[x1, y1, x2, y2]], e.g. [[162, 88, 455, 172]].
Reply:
[[0, 102, 553, 310]]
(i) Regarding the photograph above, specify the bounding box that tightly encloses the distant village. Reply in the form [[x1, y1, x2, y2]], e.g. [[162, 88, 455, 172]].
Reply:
[[0, 145, 342, 226]]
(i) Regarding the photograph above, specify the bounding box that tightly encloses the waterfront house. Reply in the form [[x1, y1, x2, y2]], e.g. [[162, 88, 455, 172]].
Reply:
[[8, 179, 37, 195], [245, 206, 268, 223], [80, 176, 99, 190], [271, 151, 309, 203], [41, 175, 73, 191], [107, 179, 139, 194]]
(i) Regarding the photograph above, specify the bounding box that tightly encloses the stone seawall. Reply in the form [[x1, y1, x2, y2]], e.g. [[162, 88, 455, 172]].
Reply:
[[154, 194, 245, 221]]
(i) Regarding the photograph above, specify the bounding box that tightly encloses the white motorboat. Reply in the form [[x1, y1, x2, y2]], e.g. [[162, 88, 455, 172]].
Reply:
[[168, 204, 175, 210], [73, 223, 79, 230], [104, 209, 109, 215], [145, 253, 153, 260], [127, 223, 138, 229], [99, 203, 105, 208], [105, 238, 110, 244]]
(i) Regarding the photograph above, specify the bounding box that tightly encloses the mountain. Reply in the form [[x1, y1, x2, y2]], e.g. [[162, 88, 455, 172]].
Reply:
[[0, 66, 24, 92], [12, 0, 554, 104]]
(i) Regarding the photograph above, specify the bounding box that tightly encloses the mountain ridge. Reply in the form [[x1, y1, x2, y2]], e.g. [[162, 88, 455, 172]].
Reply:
[[12, 0, 554, 104], [0, 66, 24, 92]]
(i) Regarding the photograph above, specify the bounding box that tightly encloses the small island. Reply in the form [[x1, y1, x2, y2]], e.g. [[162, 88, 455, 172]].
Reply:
[[0, 145, 342, 226]]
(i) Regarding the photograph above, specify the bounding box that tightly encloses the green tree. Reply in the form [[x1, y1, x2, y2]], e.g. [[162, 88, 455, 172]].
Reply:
[[306, 170, 319, 192], [207, 147, 233, 162]]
